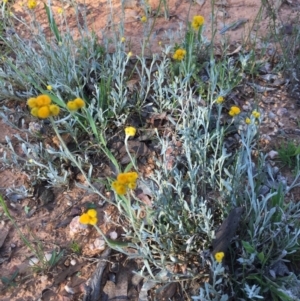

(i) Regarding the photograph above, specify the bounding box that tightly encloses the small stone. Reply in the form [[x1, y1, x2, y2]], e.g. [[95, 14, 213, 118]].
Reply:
[[272, 166, 280, 177], [67, 201, 72, 206], [92, 238, 106, 251], [258, 185, 270, 196], [29, 257, 39, 266], [109, 231, 118, 240], [262, 97, 274, 104], [276, 108, 288, 117], [69, 216, 90, 238], [64, 285, 75, 294], [260, 134, 271, 142], [64, 258, 70, 266], [278, 122, 284, 127], [268, 150, 278, 159], [269, 122, 276, 129], [44, 253, 52, 261], [70, 259, 76, 266], [268, 112, 276, 120]]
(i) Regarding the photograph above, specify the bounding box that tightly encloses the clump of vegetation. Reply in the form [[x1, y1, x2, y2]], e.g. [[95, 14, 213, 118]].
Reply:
[[0, 0, 300, 300], [277, 140, 300, 168]]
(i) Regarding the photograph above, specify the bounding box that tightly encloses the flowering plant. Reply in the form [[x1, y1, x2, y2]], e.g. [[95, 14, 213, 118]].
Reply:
[[27, 95, 60, 119], [112, 172, 138, 195]]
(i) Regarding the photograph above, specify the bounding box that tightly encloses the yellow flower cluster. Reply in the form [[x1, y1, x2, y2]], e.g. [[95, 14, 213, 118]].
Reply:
[[112, 172, 138, 195], [79, 209, 98, 225], [215, 251, 225, 263], [141, 16, 147, 23], [229, 106, 241, 117], [191, 15, 205, 31], [173, 49, 186, 61], [27, 0, 37, 9], [252, 110, 260, 119], [66, 98, 85, 111], [245, 110, 260, 125], [27, 95, 60, 119]]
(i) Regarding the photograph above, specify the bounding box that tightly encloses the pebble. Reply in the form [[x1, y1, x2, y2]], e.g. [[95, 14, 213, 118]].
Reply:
[[64, 285, 75, 294], [269, 122, 276, 129], [29, 257, 39, 266], [44, 253, 52, 261], [268, 150, 278, 159], [272, 166, 280, 177], [70, 259, 77, 266], [268, 112, 276, 120], [69, 216, 90, 238], [260, 134, 271, 142], [262, 97, 275, 104], [258, 185, 270, 196], [109, 231, 118, 240], [90, 237, 105, 252], [276, 107, 288, 117]]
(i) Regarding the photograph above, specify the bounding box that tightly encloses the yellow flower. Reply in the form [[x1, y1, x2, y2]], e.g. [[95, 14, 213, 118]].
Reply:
[[113, 172, 138, 194], [173, 48, 186, 61], [79, 213, 90, 224], [229, 106, 241, 117], [117, 173, 130, 185], [112, 181, 127, 195], [127, 52, 133, 57], [37, 106, 50, 119], [74, 98, 85, 109], [121, 37, 126, 43], [89, 216, 98, 225], [27, 0, 37, 9], [67, 101, 78, 111], [3, 0, 8, 3], [27, 97, 37, 108], [126, 171, 138, 182], [128, 181, 136, 189], [57, 7, 63, 14], [216, 96, 224, 104], [245, 117, 251, 124], [36, 95, 51, 107], [46, 85, 52, 91], [215, 252, 225, 263], [252, 110, 260, 119], [117, 172, 138, 184], [87, 209, 97, 218], [125, 126, 136, 138], [79, 209, 98, 225], [141, 16, 147, 23], [49, 104, 60, 116], [31, 107, 39, 117], [191, 15, 205, 31]]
